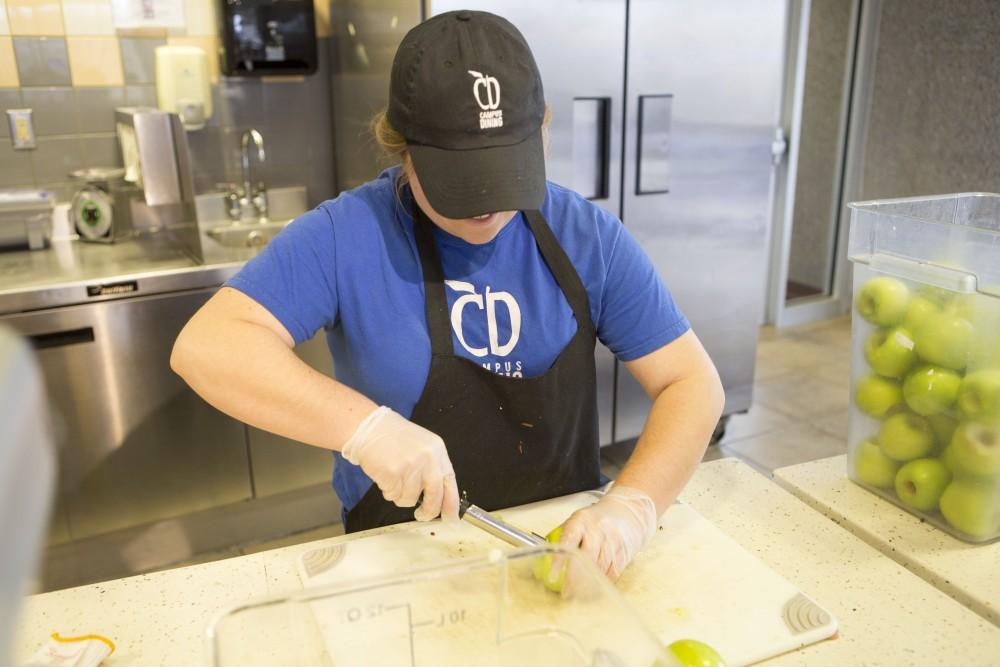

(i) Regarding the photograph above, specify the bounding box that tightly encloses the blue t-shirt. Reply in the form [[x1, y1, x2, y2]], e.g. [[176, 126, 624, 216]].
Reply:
[[225, 167, 689, 511]]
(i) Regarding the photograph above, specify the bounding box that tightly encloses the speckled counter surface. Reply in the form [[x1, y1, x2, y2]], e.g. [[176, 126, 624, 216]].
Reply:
[[14, 458, 1000, 665], [773, 454, 999, 627]]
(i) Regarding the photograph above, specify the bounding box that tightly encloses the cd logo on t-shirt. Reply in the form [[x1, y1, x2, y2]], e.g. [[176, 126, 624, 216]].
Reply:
[[468, 70, 503, 129], [445, 280, 523, 376]]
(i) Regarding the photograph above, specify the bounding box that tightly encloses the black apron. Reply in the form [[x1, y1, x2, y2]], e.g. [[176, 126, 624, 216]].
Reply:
[[344, 203, 601, 532]]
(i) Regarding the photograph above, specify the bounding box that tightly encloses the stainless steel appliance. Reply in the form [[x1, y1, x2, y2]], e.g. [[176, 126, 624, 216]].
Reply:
[[69, 167, 138, 244], [114, 107, 203, 259], [327, 1, 788, 443], [0, 189, 53, 251]]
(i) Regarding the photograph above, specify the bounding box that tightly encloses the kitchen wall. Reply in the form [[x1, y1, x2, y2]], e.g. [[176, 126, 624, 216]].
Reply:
[[0, 0, 337, 208], [859, 0, 1000, 199]]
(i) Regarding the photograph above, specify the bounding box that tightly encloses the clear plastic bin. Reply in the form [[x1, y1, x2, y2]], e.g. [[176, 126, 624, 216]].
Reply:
[[847, 193, 1000, 543], [207, 546, 676, 666]]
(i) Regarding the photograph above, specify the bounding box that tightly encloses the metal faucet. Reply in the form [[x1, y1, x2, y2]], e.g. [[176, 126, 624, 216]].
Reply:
[[240, 129, 268, 220]]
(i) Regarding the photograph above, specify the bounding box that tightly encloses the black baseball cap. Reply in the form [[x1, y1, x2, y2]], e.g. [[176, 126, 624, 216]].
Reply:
[[387, 10, 546, 219]]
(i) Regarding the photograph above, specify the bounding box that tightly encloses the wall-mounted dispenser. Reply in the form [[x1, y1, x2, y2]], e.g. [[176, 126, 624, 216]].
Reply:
[[218, 0, 317, 77], [155, 46, 213, 131]]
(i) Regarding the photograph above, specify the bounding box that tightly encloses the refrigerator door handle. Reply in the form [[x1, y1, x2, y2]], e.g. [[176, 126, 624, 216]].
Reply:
[[571, 97, 612, 201], [635, 94, 674, 195]]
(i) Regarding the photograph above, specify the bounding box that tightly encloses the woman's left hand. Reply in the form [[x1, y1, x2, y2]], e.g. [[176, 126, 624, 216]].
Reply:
[[557, 485, 658, 581]]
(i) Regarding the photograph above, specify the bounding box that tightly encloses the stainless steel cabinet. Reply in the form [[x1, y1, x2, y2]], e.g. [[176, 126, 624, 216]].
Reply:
[[247, 331, 341, 497], [2, 289, 252, 540], [615, 0, 787, 438]]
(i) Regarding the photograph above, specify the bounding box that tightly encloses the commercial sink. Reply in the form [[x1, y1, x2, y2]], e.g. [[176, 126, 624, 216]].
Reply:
[[196, 185, 307, 250], [206, 219, 291, 248]]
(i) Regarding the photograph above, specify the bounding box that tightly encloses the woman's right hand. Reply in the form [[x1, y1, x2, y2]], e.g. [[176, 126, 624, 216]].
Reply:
[[342, 407, 460, 522]]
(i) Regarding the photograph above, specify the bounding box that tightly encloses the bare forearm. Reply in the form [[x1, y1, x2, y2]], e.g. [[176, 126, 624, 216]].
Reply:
[[615, 369, 725, 515], [171, 314, 376, 451]]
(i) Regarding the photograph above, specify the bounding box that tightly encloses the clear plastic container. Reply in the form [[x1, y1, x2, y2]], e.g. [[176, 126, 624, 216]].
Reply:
[[207, 546, 676, 666], [847, 193, 1000, 543]]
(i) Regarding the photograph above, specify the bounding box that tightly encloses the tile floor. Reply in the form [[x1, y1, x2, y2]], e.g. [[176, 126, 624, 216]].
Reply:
[[713, 314, 852, 474]]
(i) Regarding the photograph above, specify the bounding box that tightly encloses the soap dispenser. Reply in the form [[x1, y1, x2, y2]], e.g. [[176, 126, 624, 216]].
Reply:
[[154, 45, 213, 131]]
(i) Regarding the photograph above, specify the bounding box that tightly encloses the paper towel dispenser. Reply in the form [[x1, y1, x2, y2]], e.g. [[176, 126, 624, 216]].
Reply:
[[218, 0, 317, 76]]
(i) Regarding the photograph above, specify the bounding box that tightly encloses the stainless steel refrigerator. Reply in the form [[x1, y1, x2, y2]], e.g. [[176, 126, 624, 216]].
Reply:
[[327, 0, 788, 444]]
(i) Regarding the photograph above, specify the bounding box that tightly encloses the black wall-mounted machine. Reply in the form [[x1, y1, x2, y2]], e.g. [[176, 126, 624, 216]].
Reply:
[[218, 0, 317, 77]]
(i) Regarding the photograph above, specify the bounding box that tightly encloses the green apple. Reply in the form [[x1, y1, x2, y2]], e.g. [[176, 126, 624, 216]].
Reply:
[[879, 412, 935, 461], [938, 479, 1000, 540], [863, 327, 917, 378], [914, 312, 974, 370], [666, 639, 727, 667], [532, 526, 567, 593], [855, 277, 910, 327], [902, 365, 962, 416], [957, 369, 1000, 424], [917, 286, 954, 308], [928, 413, 958, 450], [894, 458, 952, 512], [944, 421, 1000, 477], [902, 295, 941, 332], [944, 294, 977, 321], [968, 337, 1000, 369], [853, 438, 902, 488], [855, 375, 903, 419]]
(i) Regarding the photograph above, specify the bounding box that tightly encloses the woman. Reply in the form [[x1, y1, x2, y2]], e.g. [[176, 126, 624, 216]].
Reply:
[[171, 10, 724, 581]]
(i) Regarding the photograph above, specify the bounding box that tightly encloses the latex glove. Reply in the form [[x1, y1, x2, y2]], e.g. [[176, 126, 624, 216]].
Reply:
[[558, 484, 658, 581], [342, 406, 460, 522]]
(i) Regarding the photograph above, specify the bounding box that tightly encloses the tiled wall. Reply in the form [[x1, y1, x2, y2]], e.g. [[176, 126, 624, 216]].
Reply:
[[0, 0, 337, 207]]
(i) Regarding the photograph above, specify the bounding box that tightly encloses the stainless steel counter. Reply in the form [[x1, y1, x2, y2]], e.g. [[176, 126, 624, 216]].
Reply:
[[0, 230, 258, 316]]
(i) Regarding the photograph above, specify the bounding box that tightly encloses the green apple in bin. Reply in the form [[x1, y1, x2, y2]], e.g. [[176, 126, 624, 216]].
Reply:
[[855, 277, 910, 327], [864, 328, 917, 378], [879, 412, 935, 461], [943, 422, 1000, 478], [928, 413, 958, 450], [938, 479, 1000, 539], [914, 312, 973, 370], [854, 438, 901, 488], [958, 369, 1000, 424], [917, 286, 954, 308], [894, 458, 952, 512], [855, 375, 903, 419], [902, 365, 962, 416], [902, 295, 941, 332]]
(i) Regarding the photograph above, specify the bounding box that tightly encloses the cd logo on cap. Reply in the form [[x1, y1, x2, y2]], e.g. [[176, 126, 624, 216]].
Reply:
[[468, 70, 503, 128]]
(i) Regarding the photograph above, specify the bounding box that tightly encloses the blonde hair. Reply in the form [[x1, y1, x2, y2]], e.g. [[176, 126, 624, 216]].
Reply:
[[370, 106, 553, 195]]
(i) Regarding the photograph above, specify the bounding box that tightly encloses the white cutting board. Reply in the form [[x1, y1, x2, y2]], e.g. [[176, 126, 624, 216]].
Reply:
[[296, 492, 837, 666]]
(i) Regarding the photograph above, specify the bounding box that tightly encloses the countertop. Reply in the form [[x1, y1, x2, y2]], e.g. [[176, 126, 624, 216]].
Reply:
[[0, 230, 256, 316], [774, 454, 999, 627], [14, 458, 1000, 665]]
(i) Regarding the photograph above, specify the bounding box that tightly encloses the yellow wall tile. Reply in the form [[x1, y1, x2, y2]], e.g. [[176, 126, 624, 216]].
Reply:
[[61, 0, 113, 36], [182, 0, 216, 37], [0, 2, 10, 35], [314, 0, 329, 38], [7, 0, 64, 36], [67, 35, 122, 85], [166, 35, 218, 84], [0, 36, 19, 85]]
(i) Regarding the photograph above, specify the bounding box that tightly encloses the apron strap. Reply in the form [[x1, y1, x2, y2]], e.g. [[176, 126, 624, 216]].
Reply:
[[523, 210, 595, 334], [412, 204, 455, 355]]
